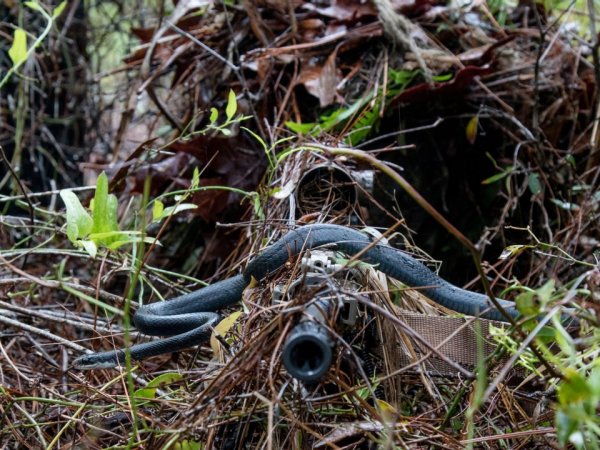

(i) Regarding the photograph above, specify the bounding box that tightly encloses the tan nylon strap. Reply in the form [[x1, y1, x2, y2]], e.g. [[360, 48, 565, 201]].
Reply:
[[383, 309, 509, 376]]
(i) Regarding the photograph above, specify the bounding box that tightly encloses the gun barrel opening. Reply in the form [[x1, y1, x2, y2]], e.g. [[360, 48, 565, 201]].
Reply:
[[282, 325, 333, 381]]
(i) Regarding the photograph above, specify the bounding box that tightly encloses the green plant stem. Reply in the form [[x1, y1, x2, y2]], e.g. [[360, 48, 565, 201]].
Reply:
[[122, 175, 152, 449], [0, 4, 54, 88]]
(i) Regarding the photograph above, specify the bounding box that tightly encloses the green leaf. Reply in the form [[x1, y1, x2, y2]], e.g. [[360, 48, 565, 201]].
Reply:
[[550, 198, 580, 211], [192, 167, 200, 189], [347, 106, 378, 145], [9, 28, 28, 67], [536, 279, 555, 306], [107, 236, 159, 250], [152, 200, 165, 222], [135, 372, 182, 399], [226, 89, 237, 120], [162, 203, 197, 218], [88, 230, 140, 241], [528, 172, 542, 195], [91, 172, 109, 234], [589, 364, 600, 396], [515, 291, 539, 317], [285, 121, 316, 134], [175, 440, 203, 450], [52, 1, 67, 19], [465, 115, 478, 145], [106, 194, 119, 233], [558, 369, 592, 405], [481, 167, 513, 185], [152, 203, 197, 222], [432, 72, 453, 82], [209, 107, 218, 124], [556, 410, 579, 446], [241, 126, 267, 152], [80, 240, 97, 258], [59, 190, 93, 243], [252, 193, 264, 220], [553, 321, 575, 357], [388, 68, 417, 85], [499, 244, 534, 260], [91, 172, 118, 244], [24, 1, 43, 12], [241, 126, 274, 168]]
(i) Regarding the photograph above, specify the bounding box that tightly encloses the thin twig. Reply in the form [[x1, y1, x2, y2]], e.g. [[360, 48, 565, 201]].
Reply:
[[0, 145, 34, 265]]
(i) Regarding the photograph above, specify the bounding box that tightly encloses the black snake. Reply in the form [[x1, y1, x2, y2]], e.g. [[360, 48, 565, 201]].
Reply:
[[73, 224, 518, 369]]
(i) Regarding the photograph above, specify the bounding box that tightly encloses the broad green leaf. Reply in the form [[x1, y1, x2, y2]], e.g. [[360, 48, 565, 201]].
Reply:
[[553, 320, 575, 356], [209, 107, 218, 124], [147, 371, 182, 388], [226, 89, 237, 120], [90, 173, 119, 245], [59, 190, 93, 243], [105, 193, 119, 243], [80, 240, 97, 258], [558, 369, 592, 405], [9, 28, 28, 67], [568, 431, 585, 448], [24, 1, 43, 12], [65, 222, 79, 244], [135, 372, 182, 399], [536, 279, 555, 306], [152, 199, 165, 222], [91, 172, 111, 235], [52, 1, 67, 19], [515, 291, 539, 317]]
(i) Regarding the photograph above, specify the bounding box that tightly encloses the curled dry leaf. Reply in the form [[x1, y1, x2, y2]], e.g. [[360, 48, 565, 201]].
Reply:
[[298, 51, 341, 107]]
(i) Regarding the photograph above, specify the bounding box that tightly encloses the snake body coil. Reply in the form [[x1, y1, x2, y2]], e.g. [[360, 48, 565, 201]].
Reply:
[[73, 224, 518, 369]]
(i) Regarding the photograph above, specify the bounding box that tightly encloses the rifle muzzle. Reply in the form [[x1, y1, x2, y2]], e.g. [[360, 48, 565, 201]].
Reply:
[[282, 321, 333, 381]]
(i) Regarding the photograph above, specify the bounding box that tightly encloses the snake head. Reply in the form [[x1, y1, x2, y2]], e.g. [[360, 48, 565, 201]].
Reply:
[[72, 350, 125, 370]]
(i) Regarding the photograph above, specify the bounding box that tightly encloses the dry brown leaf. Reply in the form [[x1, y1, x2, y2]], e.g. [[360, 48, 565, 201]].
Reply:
[[298, 51, 341, 107]]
